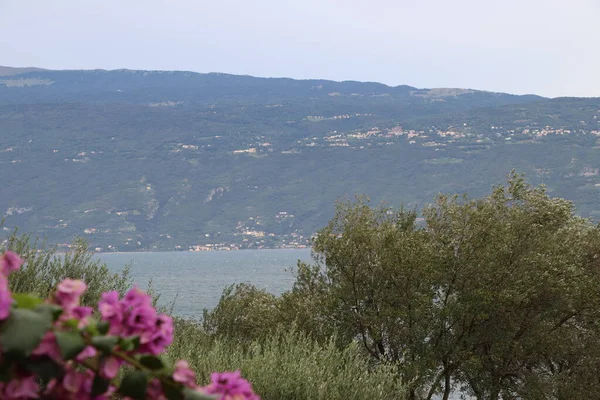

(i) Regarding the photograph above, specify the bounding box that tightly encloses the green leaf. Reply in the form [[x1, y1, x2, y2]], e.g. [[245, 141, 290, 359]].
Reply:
[[163, 385, 184, 400], [119, 336, 140, 352], [64, 318, 80, 329], [85, 323, 99, 336], [55, 331, 86, 360], [91, 335, 118, 354], [12, 293, 42, 309], [138, 355, 164, 370], [0, 308, 53, 359], [91, 374, 110, 397], [33, 303, 63, 322], [97, 320, 110, 335], [0, 365, 11, 383], [22, 356, 64, 382], [183, 388, 219, 400], [119, 370, 148, 400]]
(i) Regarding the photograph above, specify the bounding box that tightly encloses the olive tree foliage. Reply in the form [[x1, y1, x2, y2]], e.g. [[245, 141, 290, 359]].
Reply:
[[170, 320, 405, 400], [202, 283, 282, 342], [295, 198, 438, 400], [204, 174, 600, 399], [1, 229, 134, 306], [421, 177, 600, 400], [294, 175, 600, 400]]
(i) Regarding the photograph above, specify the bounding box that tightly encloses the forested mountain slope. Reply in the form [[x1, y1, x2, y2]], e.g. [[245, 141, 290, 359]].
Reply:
[[1, 67, 598, 251]]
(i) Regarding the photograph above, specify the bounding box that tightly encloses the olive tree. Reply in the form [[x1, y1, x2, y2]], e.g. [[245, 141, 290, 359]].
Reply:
[[423, 176, 600, 399], [294, 198, 436, 399], [293, 175, 600, 400], [205, 174, 600, 399]]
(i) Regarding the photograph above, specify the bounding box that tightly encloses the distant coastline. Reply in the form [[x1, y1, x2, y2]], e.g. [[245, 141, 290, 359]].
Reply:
[[61, 245, 312, 254]]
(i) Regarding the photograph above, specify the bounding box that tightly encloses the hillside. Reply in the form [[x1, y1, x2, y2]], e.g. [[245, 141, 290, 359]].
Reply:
[[1, 67, 599, 251]]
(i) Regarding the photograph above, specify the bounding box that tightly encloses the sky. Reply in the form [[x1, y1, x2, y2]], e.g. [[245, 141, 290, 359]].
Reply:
[[0, 0, 598, 98]]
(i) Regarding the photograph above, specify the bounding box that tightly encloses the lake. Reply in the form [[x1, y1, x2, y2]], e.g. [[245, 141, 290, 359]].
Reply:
[[94, 249, 312, 319]]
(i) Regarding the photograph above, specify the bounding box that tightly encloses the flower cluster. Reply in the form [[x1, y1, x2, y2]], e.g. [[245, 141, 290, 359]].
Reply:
[[202, 371, 261, 400], [0, 250, 260, 400], [99, 288, 173, 356], [45, 368, 117, 399], [0, 251, 23, 319]]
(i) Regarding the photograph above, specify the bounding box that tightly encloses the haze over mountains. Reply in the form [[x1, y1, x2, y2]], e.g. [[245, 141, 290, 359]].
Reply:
[[1, 66, 599, 251]]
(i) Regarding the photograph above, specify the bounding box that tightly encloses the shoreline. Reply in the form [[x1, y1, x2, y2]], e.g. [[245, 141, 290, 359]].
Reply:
[[92, 247, 312, 255]]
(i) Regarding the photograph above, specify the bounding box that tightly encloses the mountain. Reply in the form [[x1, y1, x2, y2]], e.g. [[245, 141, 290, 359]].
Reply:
[[0, 66, 47, 77], [1, 67, 599, 251]]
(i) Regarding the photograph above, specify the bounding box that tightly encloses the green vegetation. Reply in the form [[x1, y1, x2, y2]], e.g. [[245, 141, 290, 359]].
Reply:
[[169, 320, 404, 400], [5, 175, 600, 398], [205, 175, 600, 399], [1, 231, 132, 306], [2, 68, 600, 251], [0, 229, 407, 400], [202, 283, 282, 342]]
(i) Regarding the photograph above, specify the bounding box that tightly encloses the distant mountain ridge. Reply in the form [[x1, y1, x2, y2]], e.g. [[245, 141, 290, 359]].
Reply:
[[0, 66, 47, 76], [0, 66, 597, 251], [0, 66, 544, 103]]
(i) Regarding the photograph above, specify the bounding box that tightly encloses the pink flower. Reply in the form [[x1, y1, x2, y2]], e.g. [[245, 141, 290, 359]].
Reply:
[[141, 314, 174, 355], [65, 368, 99, 396], [146, 378, 167, 400], [0, 251, 24, 275], [62, 368, 84, 393], [55, 279, 87, 309], [122, 287, 152, 309], [100, 356, 122, 379], [98, 291, 123, 332], [46, 366, 115, 399], [72, 306, 93, 319], [201, 371, 260, 400], [173, 360, 197, 388], [125, 304, 157, 332], [32, 332, 61, 361], [3, 376, 39, 399], [70, 305, 93, 328], [0, 275, 13, 320], [0, 252, 21, 321], [75, 345, 97, 362], [99, 289, 173, 354]]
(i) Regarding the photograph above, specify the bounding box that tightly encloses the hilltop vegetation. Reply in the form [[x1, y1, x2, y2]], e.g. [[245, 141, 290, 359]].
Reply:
[[1, 67, 600, 250]]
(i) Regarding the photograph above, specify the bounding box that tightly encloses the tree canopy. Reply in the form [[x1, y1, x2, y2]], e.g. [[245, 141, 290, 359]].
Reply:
[[206, 175, 600, 400]]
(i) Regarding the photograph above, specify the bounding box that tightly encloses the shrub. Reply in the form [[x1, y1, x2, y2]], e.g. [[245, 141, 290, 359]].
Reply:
[[202, 283, 281, 343], [2, 231, 132, 307], [168, 320, 406, 400]]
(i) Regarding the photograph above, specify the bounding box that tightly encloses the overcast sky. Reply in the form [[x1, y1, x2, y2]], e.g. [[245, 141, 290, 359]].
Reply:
[[1, 0, 598, 97]]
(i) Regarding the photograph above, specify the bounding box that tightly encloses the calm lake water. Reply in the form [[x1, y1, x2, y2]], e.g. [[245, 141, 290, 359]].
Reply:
[[94, 249, 312, 319]]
